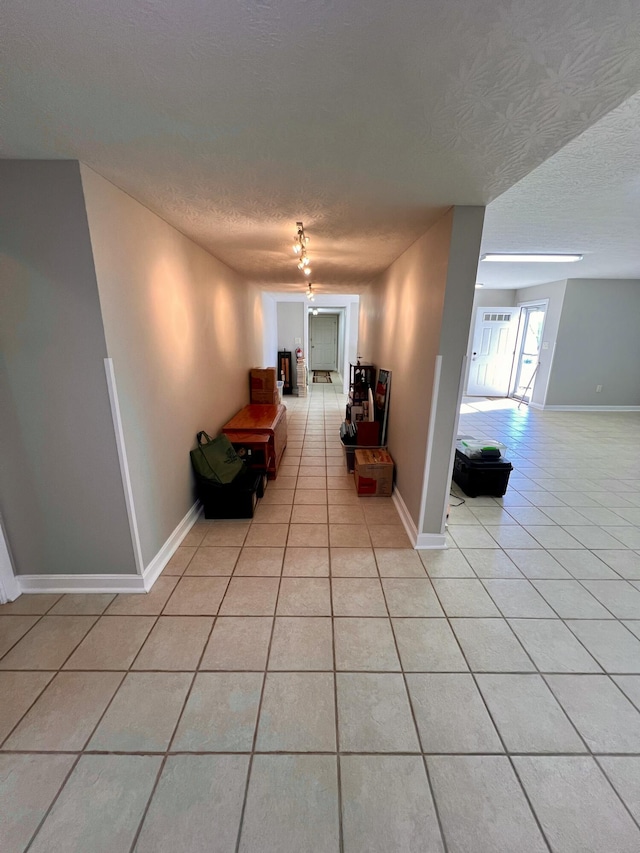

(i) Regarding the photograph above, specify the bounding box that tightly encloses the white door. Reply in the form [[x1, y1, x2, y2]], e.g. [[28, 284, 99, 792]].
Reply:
[[512, 305, 546, 400], [467, 307, 521, 396], [310, 315, 338, 370]]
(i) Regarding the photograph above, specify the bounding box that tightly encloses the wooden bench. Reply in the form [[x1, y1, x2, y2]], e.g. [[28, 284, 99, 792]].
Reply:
[[222, 404, 287, 479]]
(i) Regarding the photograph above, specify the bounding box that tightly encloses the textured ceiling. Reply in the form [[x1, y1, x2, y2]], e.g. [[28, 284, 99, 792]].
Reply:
[[479, 90, 640, 289], [2, 1, 640, 290]]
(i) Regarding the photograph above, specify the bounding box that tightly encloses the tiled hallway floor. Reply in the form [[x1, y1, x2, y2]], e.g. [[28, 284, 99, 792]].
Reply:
[[2, 385, 640, 851]]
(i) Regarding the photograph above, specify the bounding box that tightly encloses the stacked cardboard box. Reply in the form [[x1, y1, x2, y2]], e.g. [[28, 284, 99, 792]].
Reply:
[[296, 356, 307, 397], [250, 368, 279, 405], [354, 449, 394, 496]]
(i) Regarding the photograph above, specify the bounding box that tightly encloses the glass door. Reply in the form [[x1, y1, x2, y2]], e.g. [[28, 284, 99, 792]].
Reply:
[[512, 305, 546, 401]]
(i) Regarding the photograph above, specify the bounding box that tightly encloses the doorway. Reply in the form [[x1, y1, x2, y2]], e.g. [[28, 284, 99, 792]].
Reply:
[[466, 307, 521, 397], [309, 314, 338, 371], [512, 303, 547, 401]]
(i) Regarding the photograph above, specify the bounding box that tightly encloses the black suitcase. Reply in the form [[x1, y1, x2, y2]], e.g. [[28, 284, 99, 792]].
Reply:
[[196, 470, 262, 519], [452, 448, 513, 498]]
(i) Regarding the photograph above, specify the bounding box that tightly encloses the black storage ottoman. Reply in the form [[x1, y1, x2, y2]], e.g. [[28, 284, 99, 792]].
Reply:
[[452, 448, 513, 498], [196, 470, 262, 519]]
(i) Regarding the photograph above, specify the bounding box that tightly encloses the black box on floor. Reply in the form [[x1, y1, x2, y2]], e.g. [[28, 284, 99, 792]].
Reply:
[[452, 448, 513, 498], [196, 470, 262, 519]]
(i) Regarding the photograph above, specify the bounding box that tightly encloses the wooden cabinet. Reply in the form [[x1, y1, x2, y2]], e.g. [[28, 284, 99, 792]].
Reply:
[[223, 404, 288, 479], [346, 362, 376, 423], [278, 350, 293, 394]]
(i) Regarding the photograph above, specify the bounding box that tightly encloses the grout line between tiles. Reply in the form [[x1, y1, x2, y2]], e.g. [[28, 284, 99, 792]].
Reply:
[[376, 550, 450, 853], [232, 545, 284, 853], [424, 572, 554, 852], [126, 572, 234, 853]]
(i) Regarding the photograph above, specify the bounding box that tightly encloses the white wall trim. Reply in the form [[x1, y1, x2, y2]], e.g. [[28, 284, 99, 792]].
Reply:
[[540, 339, 557, 408], [391, 488, 446, 550], [530, 403, 640, 412], [142, 500, 201, 590], [417, 356, 442, 535], [18, 573, 147, 594], [392, 488, 418, 547], [18, 500, 202, 595], [415, 533, 447, 550], [439, 355, 469, 534], [0, 519, 20, 603], [104, 358, 144, 575]]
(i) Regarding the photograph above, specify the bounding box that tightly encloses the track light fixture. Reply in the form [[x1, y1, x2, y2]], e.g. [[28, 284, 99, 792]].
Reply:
[[293, 221, 312, 279], [306, 282, 315, 301]]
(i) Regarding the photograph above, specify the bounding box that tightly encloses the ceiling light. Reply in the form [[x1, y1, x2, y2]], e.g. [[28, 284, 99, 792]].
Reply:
[[291, 221, 314, 279], [481, 253, 583, 263], [475, 283, 484, 288]]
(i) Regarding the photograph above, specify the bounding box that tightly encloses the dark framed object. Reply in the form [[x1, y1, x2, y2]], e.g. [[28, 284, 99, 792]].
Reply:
[[278, 350, 293, 394]]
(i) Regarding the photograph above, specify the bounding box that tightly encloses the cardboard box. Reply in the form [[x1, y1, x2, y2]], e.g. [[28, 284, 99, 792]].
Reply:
[[250, 367, 277, 392], [354, 449, 394, 496], [250, 389, 280, 405]]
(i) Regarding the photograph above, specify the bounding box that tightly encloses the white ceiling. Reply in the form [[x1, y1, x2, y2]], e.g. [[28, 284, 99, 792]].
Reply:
[[2, 1, 640, 293], [480, 90, 640, 289]]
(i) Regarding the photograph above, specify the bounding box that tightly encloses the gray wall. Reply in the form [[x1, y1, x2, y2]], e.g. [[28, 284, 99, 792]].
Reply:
[[546, 279, 640, 406], [81, 166, 264, 568], [472, 288, 517, 309], [0, 161, 136, 576], [515, 280, 567, 406], [422, 206, 485, 533], [277, 302, 304, 387]]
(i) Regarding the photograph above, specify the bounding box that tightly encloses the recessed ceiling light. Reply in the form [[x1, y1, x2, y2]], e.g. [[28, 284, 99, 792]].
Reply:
[[475, 283, 484, 288], [481, 253, 583, 263]]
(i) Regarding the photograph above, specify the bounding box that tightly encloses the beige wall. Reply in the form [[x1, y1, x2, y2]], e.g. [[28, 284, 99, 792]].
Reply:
[[81, 166, 264, 566], [358, 209, 454, 523]]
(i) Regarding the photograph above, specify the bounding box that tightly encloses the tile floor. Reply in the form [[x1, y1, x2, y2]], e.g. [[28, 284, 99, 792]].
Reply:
[[2, 387, 640, 851]]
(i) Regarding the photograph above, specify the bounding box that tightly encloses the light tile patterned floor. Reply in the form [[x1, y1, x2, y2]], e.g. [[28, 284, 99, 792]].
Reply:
[[2, 387, 640, 851]]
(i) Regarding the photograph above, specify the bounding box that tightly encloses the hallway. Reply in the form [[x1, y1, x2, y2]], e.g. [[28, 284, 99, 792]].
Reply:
[[1, 383, 640, 851]]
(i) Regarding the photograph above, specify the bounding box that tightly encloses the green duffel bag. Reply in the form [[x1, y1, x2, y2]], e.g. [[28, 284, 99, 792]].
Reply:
[[190, 432, 245, 485]]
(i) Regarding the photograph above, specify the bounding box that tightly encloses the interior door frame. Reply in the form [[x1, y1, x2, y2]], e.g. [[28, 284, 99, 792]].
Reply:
[[466, 306, 521, 397], [309, 312, 339, 371], [511, 298, 549, 400]]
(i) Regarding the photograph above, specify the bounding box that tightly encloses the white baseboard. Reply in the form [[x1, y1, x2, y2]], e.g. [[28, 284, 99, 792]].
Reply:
[[392, 488, 418, 547], [18, 500, 202, 595], [142, 500, 201, 590], [18, 573, 146, 594], [415, 533, 447, 550], [530, 403, 640, 412], [392, 489, 447, 551]]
